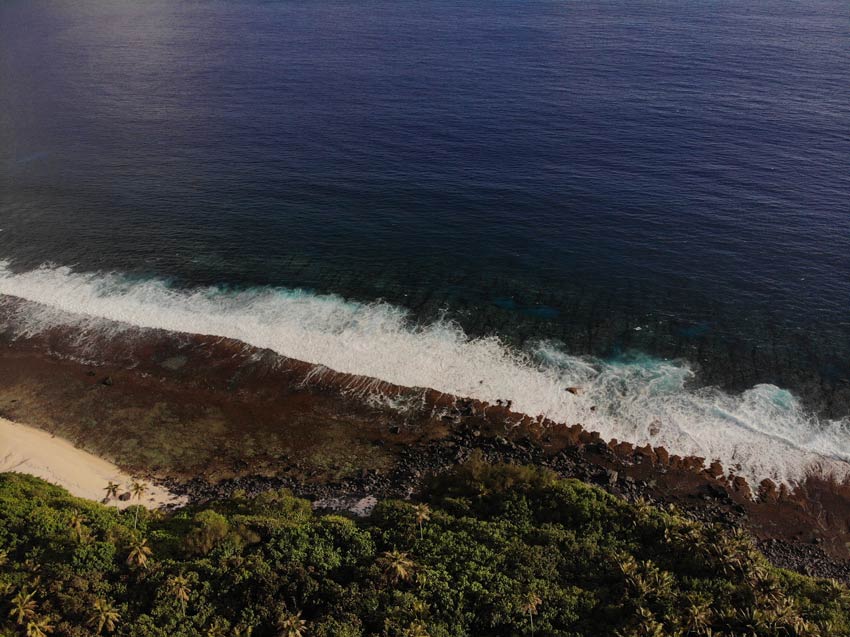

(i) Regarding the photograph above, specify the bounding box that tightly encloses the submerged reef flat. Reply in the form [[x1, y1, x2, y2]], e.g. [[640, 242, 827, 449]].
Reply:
[[1, 292, 850, 579]]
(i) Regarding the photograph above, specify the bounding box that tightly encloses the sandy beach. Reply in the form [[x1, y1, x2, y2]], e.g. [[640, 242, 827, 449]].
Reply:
[[0, 416, 185, 509]]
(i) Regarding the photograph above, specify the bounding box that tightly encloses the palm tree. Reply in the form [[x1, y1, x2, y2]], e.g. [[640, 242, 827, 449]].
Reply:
[[683, 599, 711, 633], [104, 481, 120, 501], [412, 599, 429, 618], [126, 537, 153, 570], [87, 598, 120, 635], [521, 592, 541, 637], [9, 590, 37, 625], [22, 558, 42, 577], [129, 481, 148, 529], [276, 611, 306, 637], [25, 615, 54, 637], [205, 619, 228, 637], [167, 573, 191, 616], [629, 607, 664, 637], [414, 504, 431, 541], [68, 510, 88, 543], [402, 621, 429, 637], [131, 480, 148, 501], [377, 549, 415, 586]]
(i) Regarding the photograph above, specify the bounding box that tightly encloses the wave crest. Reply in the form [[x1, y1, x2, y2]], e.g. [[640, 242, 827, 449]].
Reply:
[[1, 260, 848, 486]]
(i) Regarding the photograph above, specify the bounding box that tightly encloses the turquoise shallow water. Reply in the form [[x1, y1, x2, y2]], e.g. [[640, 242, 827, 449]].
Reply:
[[1, 0, 850, 478]]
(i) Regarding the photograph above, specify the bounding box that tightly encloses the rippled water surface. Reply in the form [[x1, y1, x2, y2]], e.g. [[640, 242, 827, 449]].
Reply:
[[1, 0, 850, 480]]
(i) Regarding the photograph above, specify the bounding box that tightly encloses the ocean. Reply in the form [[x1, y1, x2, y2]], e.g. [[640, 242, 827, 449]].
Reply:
[[1, 0, 849, 484]]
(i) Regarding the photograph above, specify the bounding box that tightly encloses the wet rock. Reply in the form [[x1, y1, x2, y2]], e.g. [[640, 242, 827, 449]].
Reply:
[[160, 355, 187, 371], [590, 441, 616, 460], [707, 461, 724, 479], [564, 424, 583, 444], [698, 482, 730, 502], [685, 456, 706, 472], [635, 444, 656, 464], [759, 479, 779, 502], [615, 441, 634, 457], [757, 538, 850, 582], [731, 476, 751, 498], [118, 492, 131, 501], [101, 376, 113, 386], [581, 430, 601, 445]]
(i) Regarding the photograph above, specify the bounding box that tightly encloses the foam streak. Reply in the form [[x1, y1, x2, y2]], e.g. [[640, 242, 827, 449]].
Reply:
[[1, 261, 848, 486]]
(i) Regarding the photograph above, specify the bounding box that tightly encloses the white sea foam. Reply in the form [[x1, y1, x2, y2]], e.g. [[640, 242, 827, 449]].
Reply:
[[1, 260, 848, 487]]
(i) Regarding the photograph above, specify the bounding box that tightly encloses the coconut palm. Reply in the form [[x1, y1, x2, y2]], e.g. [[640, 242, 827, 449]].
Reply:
[[22, 557, 42, 577], [129, 481, 148, 529], [9, 590, 37, 625], [377, 549, 415, 586], [25, 615, 54, 637], [167, 573, 191, 616], [130, 480, 148, 500], [104, 481, 120, 501], [68, 510, 88, 543], [414, 504, 431, 540], [412, 599, 429, 618], [414, 570, 430, 588], [402, 621, 429, 637], [87, 599, 120, 635], [628, 607, 665, 637], [521, 592, 541, 637], [683, 599, 711, 633], [276, 611, 306, 637], [126, 537, 152, 570], [205, 619, 229, 637]]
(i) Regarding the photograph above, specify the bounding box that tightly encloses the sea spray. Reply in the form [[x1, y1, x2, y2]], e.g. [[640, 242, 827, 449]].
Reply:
[[1, 260, 849, 486]]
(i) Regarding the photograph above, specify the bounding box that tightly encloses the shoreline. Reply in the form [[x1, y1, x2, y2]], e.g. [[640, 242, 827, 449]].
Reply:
[[1, 292, 849, 578], [0, 416, 185, 509]]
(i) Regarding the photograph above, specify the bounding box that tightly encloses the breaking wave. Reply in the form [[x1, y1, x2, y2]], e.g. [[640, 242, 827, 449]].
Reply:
[[1, 260, 849, 486]]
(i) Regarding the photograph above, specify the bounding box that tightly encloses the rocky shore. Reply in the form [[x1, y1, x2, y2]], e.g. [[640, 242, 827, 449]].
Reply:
[[2, 292, 850, 581], [168, 421, 850, 582]]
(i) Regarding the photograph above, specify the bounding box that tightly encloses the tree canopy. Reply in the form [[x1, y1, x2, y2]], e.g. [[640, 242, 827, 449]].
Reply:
[[1, 459, 848, 636]]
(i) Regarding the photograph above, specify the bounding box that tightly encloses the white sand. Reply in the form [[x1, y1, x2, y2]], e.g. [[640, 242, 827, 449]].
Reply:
[[0, 417, 186, 509]]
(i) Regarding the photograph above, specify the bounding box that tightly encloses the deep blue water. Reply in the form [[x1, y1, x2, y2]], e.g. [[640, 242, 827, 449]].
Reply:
[[1, 0, 849, 413]]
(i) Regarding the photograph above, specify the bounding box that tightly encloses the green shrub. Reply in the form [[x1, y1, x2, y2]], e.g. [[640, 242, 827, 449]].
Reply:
[[0, 463, 847, 637]]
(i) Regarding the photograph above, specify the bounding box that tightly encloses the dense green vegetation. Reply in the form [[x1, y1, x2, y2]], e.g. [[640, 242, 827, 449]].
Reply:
[[1, 457, 849, 637]]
